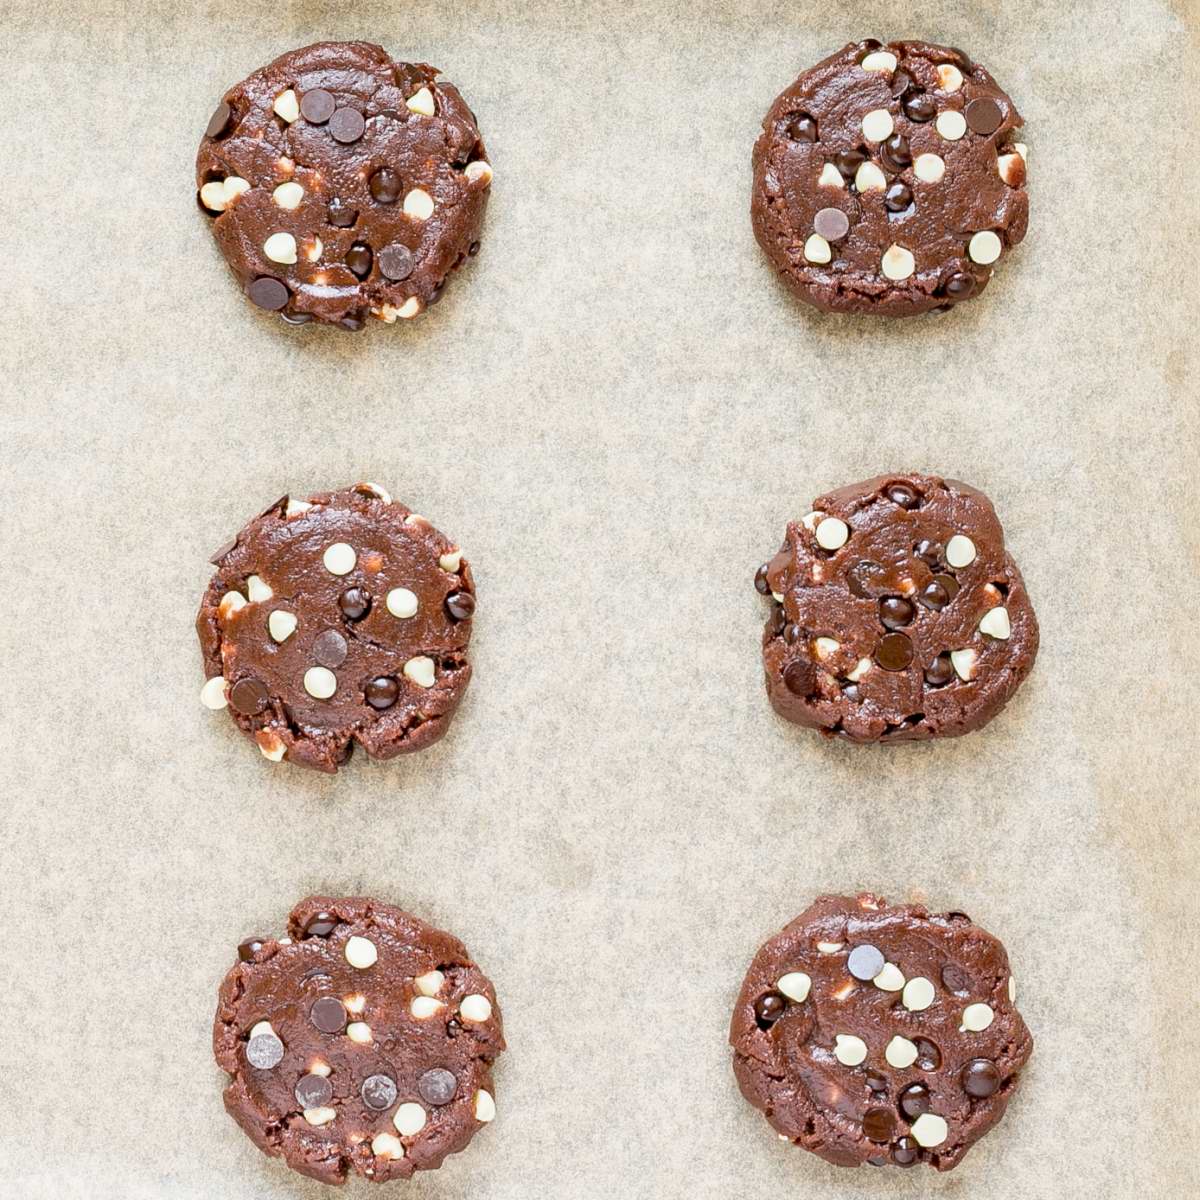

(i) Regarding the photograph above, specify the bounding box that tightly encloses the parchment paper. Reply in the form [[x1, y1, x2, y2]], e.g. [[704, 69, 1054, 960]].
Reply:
[[1, 2, 1197, 1197]]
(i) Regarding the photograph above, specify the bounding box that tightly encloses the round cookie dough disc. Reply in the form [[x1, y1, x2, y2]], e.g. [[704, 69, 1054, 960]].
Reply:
[[751, 39, 1028, 317], [756, 472, 1038, 742], [730, 893, 1033, 1171], [196, 41, 492, 328], [214, 897, 505, 1184], [197, 484, 476, 772]]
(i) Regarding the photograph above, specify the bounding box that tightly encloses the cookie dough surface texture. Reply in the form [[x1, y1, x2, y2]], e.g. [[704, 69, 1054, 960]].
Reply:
[[197, 41, 492, 329], [198, 484, 475, 773], [752, 39, 1027, 317], [730, 894, 1032, 1171], [216, 898, 504, 1184], [757, 472, 1037, 742]]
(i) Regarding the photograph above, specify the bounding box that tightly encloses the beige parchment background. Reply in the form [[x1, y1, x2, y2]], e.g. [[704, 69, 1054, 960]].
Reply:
[[0, 1, 1197, 1196]]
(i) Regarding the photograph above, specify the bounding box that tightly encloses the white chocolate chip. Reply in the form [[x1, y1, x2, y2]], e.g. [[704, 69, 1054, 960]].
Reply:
[[257, 730, 286, 762], [309, 1060, 331, 1077], [304, 667, 337, 700], [414, 970, 444, 997], [997, 153, 1025, 186], [818, 163, 844, 189], [801, 511, 824, 532], [360, 481, 392, 503], [461, 993, 493, 1022], [371, 1132, 405, 1159], [200, 676, 228, 709], [873, 963, 905, 992], [832, 981, 856, 1001], [1014, 142, 1028, 160], [219, 590, 246, 621], [885, 1035, 918, 1068], [406, 86, 436, 116], [439, 550, 463, 573], [969, 230, 1003, 265], [817, 941, 843, 954], [1008, 976, 1017, 1002], [323, 542, 357, 575], [263, 232, 298, 265], [860, 51, 897, 73], [936, 64, 964, 92], [961, 1002, 995, 1032], [346, 1021, 372, 1044], [881, 244, 915, 281], [777, 972, 811, 1003], [945, 534, 977, 568], [393, 1103, 427, 1137], [385, 588, 419, 619], [465, 160, 493, 186], [304, 1107, 336, 1127], [273, 89, 300, 123], [854, 161, 887, 192], [246, 575, 272, 603], [803, 233, 832, 265], [914, 153, 946, 183], [979, 606, 1012, 640], [403, 657, 436, 689], [846, 658, 872, 683], [861, 109, 894, 143], [771, 591, 784, 604], [902, 976, 936, 1012], [397, 296, 422, 319], [936, 110, 967, 141], [249, 1020, 275, 1039], [815, 516, 849, 550], [285, 498, 311, 517], [344, 994, 366, 1015], [410, 996, 446, 1019], [404, 189, 435, 220], [306, 237, 323, 263], [199, 181, 232, 212], [833, 1034, 867, 1066], [224, 177, 250, 203], [814, 637, 840, 661], [911, 1113, 948, 1148], [345, 936, 378, 970], [474, 1089, 496, 1122], [268, 609, 298, 643], [404, 513, 429, 527], [950, 648, 979, 681]]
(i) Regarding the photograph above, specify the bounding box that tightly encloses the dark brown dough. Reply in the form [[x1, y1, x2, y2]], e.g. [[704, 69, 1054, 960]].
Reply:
[[757, 472, 1038, 742], [752, 40, 1028, 316], [215, 897, 504, 1185], [196, 41, 492, 329], [730, 894, 1032, 1171], [197, 484, 474, 773]]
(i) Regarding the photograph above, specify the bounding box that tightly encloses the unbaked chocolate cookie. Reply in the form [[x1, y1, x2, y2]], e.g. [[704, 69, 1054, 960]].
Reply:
[[756, 473, 1037, 741], [752, 40, 1027, 316], [730, 893, 1032, 1171], [197, 41, 492, 329], [198, 484, 475, 772], [215, 896, 504, 1184]]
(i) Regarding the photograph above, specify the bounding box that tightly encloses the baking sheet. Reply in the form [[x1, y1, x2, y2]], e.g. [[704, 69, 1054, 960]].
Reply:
[[1, 1, 1197, 1196]]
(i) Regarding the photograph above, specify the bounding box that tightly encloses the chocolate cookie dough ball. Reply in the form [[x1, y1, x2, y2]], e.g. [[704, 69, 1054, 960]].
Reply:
[[752, 40, 1028, 316], [198, 484, 475, 772], [730, 893, 1032, 1171], [756, 473, 1037, 741], [197, 41, 492, 329], [215, 897, 504, 1184]]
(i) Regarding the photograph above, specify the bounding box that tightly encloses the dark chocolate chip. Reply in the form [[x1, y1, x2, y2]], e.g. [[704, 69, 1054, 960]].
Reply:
[[310, 996, 347, 1034], [847, 944, 885, 981], [365, 676, 399, 710], [378, 243, 415, 281], [886, 483, 919, 509], [962, 1058, 1001, 1097], [339, 313, 366, 332], [304, 911, 338, 938], [445, 590, 475, 621], [914, 539, 943, 569], [312, 630, 348, 669], [208, 539, 238, 564], [875, 632, 914, 672], [965, 97, 1003, 135], [338, 587, 371, 621], [206, 101, 234, 139], [898, 1083, 932, 1121], [783, 658, 816, 696], [329, 106, 366, 144], [841, 683, 861, 702], [362, 1074, 399, 1110], [418, 1067, 458, 1106], [879, 597, 915, 630], [924, 653, 955, 687], [229, 677, 270, 715], [246, 277, 290, 311], [884, 182, 913, 213], [280, 311, 313, 326], [446, 1017, 462, 1038], [299, 89, 335, 124], [867, 1156, 888, 1167], [863, 1107, 896, 1143], [918, 580, 951, 611], [783, 623, 802, 644], [892, 1135, 920, 1166], [345, 243, 373, 279], [754, 990, 787, 1028], [879, 134, 912, 173], [468, 240, 481, 256], [295, 1073, 333, 1108], [866, 1072, 889, 1093], [327, 198, 358, 228], [915, 1039, 942, 1071], [948, 46, 975, 71], [245, 1033, 284, 1070], [754, 564, 771, 595], [787, 114, 818, 142], [847, 560, 885, 599], [941, 963, 969, 992], [944, 271, 977, 300], [834, 149, 867, 179], [903, 92, 937, 122], [237, 937, 265, 962], [768, 604, 786, 637], [814, 207, 850, 241], [890, 69, 914, 97], [369, 167, 402, 203]]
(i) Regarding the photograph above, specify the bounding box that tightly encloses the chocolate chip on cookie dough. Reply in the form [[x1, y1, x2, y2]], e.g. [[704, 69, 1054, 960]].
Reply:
[[756, 473, 1037, 741], [730, 894, 1032, 1171], [752, 40, 1028, 316], [198, 485, 475, 772], [197, 41, 492, 328], [216, 897, 504, 1185]]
